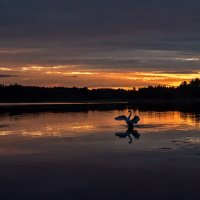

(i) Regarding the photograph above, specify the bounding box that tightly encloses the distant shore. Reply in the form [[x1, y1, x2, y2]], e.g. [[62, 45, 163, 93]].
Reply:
[[1, 79, 200, 104], [0, 98, 200, 115]]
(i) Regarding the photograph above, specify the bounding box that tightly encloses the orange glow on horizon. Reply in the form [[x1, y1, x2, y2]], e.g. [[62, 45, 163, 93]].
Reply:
[[0, 64, 199, 89]]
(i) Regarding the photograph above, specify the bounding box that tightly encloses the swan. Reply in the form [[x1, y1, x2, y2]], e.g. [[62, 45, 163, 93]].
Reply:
[[115, 111, 140, 126], [115, 128, 140, 144]]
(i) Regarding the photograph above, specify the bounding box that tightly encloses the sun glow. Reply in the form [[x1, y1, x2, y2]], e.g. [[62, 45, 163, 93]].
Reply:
[[0, 64, 199, 89], [0, 67, 12, 71]]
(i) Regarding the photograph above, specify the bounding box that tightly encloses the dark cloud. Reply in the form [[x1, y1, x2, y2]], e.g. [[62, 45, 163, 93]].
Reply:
[[158, 71, 196, 74], [1, 0, 200, 41], [0, 0, 200, 73], [67, 76, 78, 78], [0, 74, 17, 78]]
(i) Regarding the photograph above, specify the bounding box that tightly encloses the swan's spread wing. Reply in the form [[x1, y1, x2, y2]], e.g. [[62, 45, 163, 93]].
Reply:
[[115, 132, 128, 138], [131, 115, 140, 124], [115, 115, 127, 121]]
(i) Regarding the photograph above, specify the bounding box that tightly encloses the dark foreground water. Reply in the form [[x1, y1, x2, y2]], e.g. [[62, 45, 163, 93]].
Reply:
[[0, 107, 200, 200]]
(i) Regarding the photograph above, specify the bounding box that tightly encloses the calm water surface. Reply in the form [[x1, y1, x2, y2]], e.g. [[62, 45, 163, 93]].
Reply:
[[0, 109, 200, 154], [0, 108, 200, 200]]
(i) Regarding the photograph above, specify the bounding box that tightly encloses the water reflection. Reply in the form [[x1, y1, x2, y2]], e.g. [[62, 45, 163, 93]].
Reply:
[[0, 109, 200, 157], [0, 109, 199, 137], [115, 125, 140, 144]]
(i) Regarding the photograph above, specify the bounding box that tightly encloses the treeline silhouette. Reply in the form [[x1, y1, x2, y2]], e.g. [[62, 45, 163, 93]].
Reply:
[[0, 78, 200, 102]]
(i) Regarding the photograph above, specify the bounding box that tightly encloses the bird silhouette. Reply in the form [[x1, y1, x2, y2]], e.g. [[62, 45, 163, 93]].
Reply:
[[115, 111, 140, 127], [115, 126, 140, 144]]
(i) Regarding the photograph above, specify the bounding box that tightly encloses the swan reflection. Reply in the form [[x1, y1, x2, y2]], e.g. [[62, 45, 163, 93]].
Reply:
[[115, 125, 140, 144]]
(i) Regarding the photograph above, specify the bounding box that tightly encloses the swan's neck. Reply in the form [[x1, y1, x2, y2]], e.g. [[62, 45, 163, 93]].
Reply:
[[128, 111, 132, 119]]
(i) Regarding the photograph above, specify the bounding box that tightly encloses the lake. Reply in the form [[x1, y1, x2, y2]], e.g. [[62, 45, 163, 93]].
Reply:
[[0, 106, 200, 200]]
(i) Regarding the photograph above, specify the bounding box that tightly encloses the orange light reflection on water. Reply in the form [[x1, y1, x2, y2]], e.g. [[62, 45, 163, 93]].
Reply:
[[0, 110, 199, 137]]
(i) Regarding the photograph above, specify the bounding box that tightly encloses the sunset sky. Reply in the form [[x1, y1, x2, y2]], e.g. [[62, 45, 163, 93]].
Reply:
[[0, 0, 200, 89]]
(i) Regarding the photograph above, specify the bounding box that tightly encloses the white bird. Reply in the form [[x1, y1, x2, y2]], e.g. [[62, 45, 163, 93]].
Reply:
[[115, 111, 140, 126]]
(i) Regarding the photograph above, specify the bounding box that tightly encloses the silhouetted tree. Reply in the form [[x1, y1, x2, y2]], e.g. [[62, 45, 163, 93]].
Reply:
[[0, 78, 200, 102]]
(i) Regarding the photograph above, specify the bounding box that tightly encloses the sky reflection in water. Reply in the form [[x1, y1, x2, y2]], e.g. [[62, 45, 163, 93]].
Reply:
[[0, 109, 200, 156], [0, 109, 199, 137]]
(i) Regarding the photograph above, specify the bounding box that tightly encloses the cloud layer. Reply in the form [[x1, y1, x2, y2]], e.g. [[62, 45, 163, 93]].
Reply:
[[0, 0, 200, 87]]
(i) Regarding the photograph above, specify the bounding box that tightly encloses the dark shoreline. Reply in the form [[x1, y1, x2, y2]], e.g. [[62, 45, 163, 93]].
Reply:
[[1, 79, 200, 104], [0, 99, 200, 115]]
